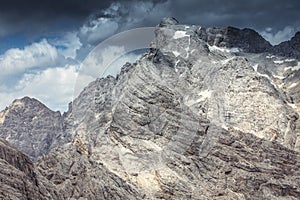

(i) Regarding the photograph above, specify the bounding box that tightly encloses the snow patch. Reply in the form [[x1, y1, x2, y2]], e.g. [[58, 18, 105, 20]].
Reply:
[[185, 90, 212, 106], [208, 45, 229, 53], [274, 60, 284, 64], [284, 62, 300, 72], [95, 113, 101, 119], [208, 45, 240, 53], [221, 57, 236, 65], [173, 51, 180, 57], [273, 74, 285, 79], [173, 31, 188, 39], [288, 82, 298, 88], [257, 72, 270, 79], [266, 55, 276, 59], [252, 64, 258, 72], [5, 134, 11, 141], [198, 90, 212, 101], [285, 58, 295, 62], [230, 48, 240, 53], [174, 60, 180, 72], [184, 35, 191, 59], [288, 103, 297, 109]]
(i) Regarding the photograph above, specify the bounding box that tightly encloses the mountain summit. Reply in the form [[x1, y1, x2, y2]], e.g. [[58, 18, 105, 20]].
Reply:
[[0, 18, 300, 199]]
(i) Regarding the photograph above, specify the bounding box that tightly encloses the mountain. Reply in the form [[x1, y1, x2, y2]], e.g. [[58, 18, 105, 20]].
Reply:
[[0, 138, 58, 199], [1, 17, 300, 199], [0, 137, 140, 199], [0, 96, 71, 159], [270, 31, 300, 59]]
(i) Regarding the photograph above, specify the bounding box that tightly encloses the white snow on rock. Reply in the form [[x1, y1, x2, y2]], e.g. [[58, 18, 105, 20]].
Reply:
[[208, 45, 240, 53], [229, 48, 240, 53], [208, 45, 230, 53], [252, 64, 258, 72], [288, 82, 298, 88], [284, 62, 300, 72], [288, 103, 297, 109], [266, 55, 276, 59], [198, 90, 212, 101], [185, 90, 212, 106], [173, 31, 189, 39], [173, 51, 180, 57], [273, 74, 285, 79], [274, 60, 284, 64]]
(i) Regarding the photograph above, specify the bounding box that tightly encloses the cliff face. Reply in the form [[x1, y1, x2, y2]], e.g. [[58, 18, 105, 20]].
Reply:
[[1, 18, 300, 199], [0, 97, 71, 159], [0, 138, 58, 199]]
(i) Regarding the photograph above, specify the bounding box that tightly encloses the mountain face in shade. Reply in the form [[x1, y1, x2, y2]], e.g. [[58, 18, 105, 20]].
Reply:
[[1, 18, 300, 199], [0, 96, 71, 159], [270, 31, 300, 59], [197, 26, 272, 53]]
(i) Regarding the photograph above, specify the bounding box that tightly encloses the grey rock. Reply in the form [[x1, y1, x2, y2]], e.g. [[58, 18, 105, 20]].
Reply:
[[158, 17, 179, 27], [197, 26, 272, 53], [0, 96, 72, 159], [0, 137, 142, 199], [270, 32, 300, 59], [1, 18, 300, 199], [36, 147, 143, 200], [0, 138, 58, 199]]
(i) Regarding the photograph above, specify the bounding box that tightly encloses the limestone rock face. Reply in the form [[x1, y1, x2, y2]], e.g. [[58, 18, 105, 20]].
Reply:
[[0, 137, 142, 200], [1, 18, 300, 199], [0, 97, 71, 159], [197, 26, 272, 53], [0, 138, 58, 199], [60, 19, 300, 199]]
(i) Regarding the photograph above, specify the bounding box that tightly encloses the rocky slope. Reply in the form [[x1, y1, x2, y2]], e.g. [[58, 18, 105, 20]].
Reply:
[[0, 97, 71, 159], [0, 138, 58, 199], [0, 137, 141, 200], [1, 18, 300, 199]]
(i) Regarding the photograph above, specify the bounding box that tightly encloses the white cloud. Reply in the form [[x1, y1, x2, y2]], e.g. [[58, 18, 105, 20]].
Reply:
[[0, 65, 78, 112], [0, 3, 161, 112], [0, 43, 141, 112], [79, 17, 119, 44], [260, 26, 297, 45], [74, 45, 141, 97], [0, 31, 86, 112], [50, 32, 82, 59], [81, 46, 126, 77], [0, 39, 59, 76], [78, 1, 170, 45]]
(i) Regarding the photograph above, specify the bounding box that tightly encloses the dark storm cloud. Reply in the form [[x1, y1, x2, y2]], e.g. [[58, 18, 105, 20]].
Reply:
[[168, 0, 300, 31], [0, 0, 299, 42], [0, 0, 167, 36], [0, 0, 113, 37]]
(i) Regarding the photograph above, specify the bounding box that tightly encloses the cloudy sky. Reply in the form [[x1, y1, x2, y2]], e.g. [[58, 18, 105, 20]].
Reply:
[[0, 0, 299, 111]]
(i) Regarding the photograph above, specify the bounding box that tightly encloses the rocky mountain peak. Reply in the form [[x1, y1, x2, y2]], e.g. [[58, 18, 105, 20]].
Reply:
[[0, 97, 71, 159], [152, 17, 272, 60], [1, 18, 300, 199], [158, 17, 179, 27], [269, 31, 300, 59], [197, 26, 272, 53]]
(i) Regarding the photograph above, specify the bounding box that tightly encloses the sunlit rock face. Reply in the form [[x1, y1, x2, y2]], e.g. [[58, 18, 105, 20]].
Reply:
[[1, 18, 300, 199]]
